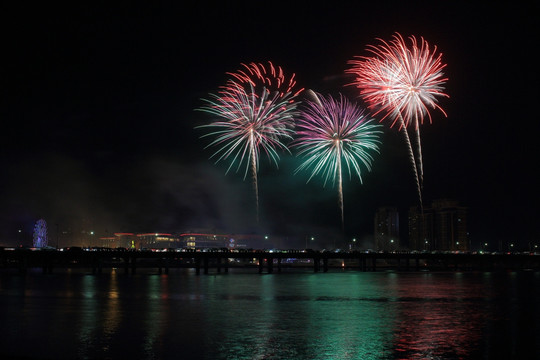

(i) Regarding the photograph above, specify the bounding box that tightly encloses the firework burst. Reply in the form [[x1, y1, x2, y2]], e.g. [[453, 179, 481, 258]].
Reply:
[[196, 64, 301, 222], [347, 32, 448, 209], [293, 91, 382, 228]]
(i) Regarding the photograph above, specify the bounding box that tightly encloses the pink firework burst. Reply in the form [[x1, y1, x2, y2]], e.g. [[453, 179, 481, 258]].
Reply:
[[347, 32, 448, 129]]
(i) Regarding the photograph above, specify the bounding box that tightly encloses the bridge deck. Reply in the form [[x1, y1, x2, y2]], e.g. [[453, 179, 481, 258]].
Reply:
[[1, 248, 539, 274]]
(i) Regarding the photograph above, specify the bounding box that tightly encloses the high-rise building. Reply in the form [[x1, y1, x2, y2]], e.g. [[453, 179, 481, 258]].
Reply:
[[374, 206, 400, 251], [409, 199, 468, 251], [408, 206, 424, 251]]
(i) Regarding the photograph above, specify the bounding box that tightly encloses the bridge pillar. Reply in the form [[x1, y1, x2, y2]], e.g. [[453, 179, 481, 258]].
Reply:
[[323, 258, 328, 272], [277, 257, 281, 273], [158, 258, 163, 274], [124, 256, 130, 274], [41, 264, 52, 274], [195, 258, 201, 275], [203, 257, 209, 274], [217, 257, 221, 273], [313, 257, 320, 272], [42, 255, 53, 274], [258, 257, 264, 274], [131, 256, 137, 274], [268, 257, 273, 273], [360, 257, 366, 271], [92, 255, 102, 274], [18, 255, 28, 274], [157, 258, 169, 275]]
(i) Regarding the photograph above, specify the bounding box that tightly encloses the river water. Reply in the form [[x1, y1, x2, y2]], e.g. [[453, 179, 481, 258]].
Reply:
[[1, 268, 539, 359]]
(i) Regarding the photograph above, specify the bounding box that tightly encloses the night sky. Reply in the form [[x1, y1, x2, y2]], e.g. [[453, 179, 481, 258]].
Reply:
[[1, 2, 538, 249]]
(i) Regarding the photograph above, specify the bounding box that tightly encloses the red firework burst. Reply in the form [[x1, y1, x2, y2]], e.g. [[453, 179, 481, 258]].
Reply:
[[347, 32, 448, 129]]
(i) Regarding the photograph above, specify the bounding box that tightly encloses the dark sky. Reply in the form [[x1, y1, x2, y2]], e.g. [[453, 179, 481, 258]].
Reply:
[[1, 2, 538, 249]]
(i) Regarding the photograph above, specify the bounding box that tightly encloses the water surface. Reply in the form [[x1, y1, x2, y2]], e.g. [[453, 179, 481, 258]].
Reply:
[[1, 268, 539, 359]]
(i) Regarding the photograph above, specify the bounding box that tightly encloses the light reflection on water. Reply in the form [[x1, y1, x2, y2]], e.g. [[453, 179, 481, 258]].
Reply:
[[0, 269, 539, 359]]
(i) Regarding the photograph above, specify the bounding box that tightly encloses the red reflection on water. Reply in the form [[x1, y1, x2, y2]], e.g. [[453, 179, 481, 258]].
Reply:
[[391, 274, 487, 359]]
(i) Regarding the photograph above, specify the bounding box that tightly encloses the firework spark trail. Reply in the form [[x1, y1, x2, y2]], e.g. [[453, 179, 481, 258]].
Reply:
[[196, 77, 300, 222], [414, 124, 424, 189], [249, 130, 259, 221], [347, 32, 448, 207], [336, 141, 344, 229], [294, 90, 382, 229], [400, 115, 423, 211]]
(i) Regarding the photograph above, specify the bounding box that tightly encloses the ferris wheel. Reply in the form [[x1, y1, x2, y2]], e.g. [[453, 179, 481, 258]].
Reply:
[[33, 219, 48, 248]]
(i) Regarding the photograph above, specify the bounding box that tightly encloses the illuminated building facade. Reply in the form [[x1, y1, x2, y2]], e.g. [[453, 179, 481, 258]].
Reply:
[[99, 237, 117, 248], [114, 233, 138, 249], [57, 228, 272, 250], [409, 199, 469, 251], [178, 233, 270, 250], [374, 206, 400, 251], [137, 233, 182, 249], [179, 233, 231, 249]]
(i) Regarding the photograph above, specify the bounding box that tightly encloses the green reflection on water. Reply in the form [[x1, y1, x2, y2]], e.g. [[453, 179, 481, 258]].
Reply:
[[304, 273, 396, 360], [202, 272, 398, 359]]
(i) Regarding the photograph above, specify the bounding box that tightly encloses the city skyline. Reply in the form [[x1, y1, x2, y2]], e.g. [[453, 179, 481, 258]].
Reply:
[[0, 198, 503, 254], [1, 2, 538, 249]]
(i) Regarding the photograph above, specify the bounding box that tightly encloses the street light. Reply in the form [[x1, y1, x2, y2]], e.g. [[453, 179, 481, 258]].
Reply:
[[305, 236, 314, 249]]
